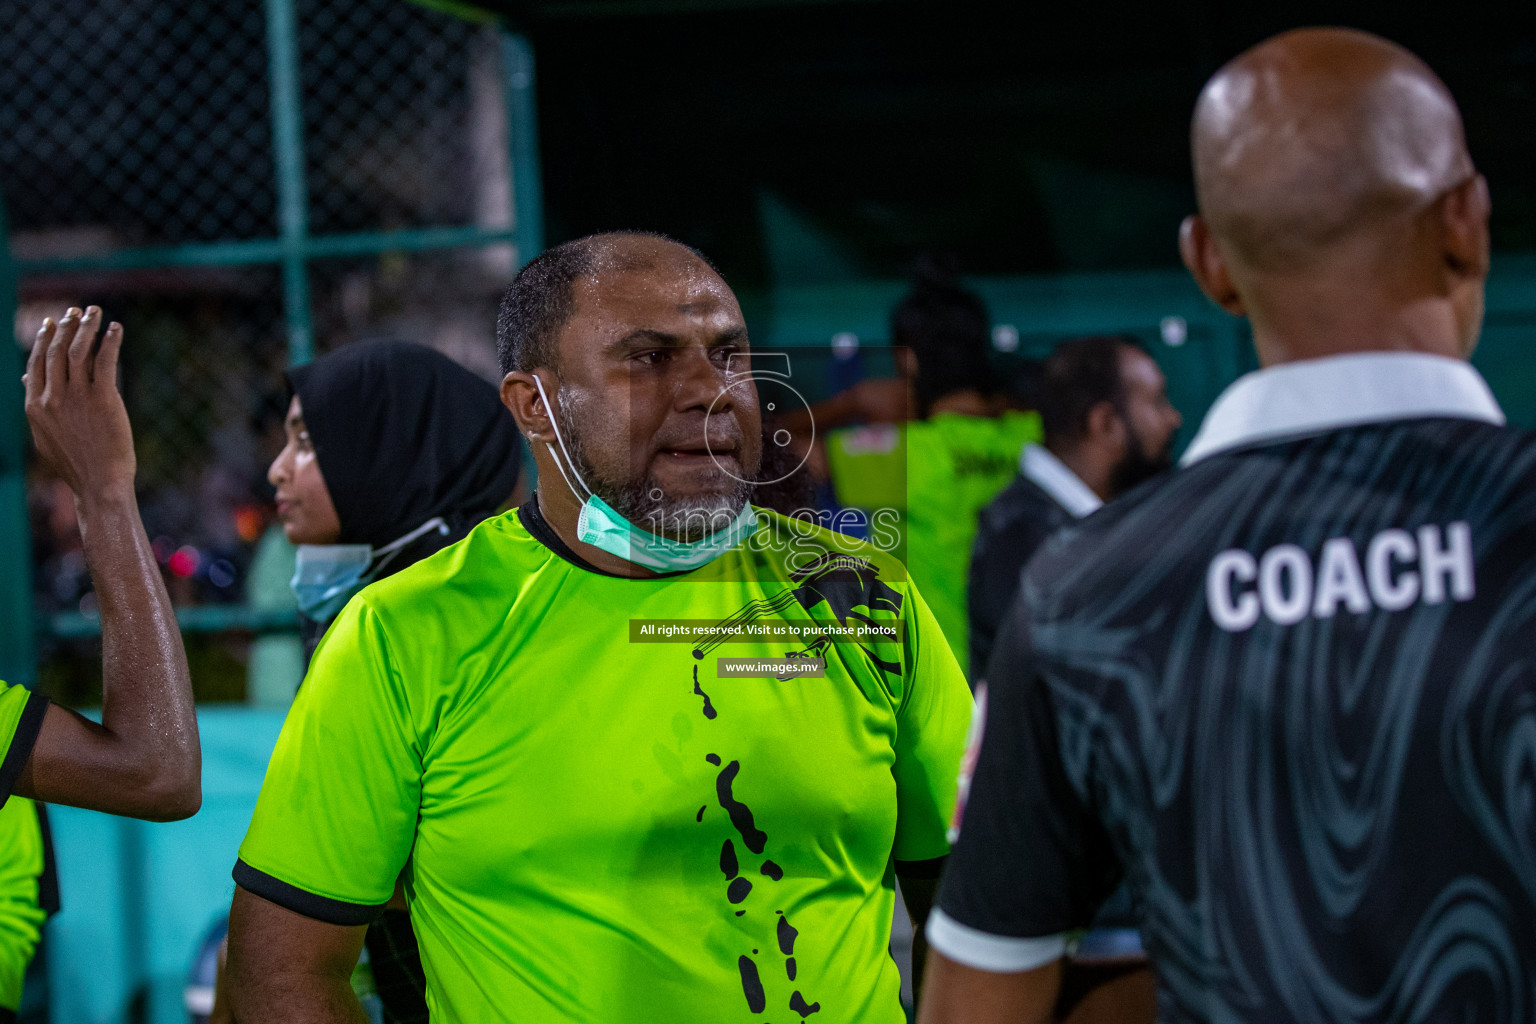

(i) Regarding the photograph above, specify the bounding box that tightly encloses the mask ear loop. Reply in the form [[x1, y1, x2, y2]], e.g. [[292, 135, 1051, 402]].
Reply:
[[370, 517, 452, 576], [532, 374, 595, 503]]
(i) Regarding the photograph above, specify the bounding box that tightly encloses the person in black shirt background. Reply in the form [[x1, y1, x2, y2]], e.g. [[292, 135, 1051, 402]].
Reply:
[[921, 27, 1532, 1024], [968, 335, 1180, 675], [966, 333, 1179, 1023]]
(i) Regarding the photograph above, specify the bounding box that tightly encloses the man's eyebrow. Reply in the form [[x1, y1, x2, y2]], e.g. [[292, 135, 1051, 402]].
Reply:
[[604, 326, 748, 353], [605, 329, 682, 354]]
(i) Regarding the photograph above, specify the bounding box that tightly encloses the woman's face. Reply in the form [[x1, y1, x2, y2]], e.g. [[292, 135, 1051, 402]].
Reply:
[[268, 396, 342, 545]]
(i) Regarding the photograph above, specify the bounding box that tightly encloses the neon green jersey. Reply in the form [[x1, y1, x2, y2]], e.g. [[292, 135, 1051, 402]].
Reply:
[[826, 411, 1041, 676], [0, 684, 47, 808], [236, 503, 972, 1023], [0, 797, 46, 1010], [0, 682, 51, 1014]]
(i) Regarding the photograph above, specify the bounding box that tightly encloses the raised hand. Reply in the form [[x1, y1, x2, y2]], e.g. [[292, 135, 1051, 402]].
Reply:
[[12, 305, 200, 821], [23, 306, 135, 506]]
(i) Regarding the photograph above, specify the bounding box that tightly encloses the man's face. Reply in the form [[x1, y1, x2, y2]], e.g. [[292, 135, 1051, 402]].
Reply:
[[546, 248, 763, 541], [1110, 347, 1182, 496]]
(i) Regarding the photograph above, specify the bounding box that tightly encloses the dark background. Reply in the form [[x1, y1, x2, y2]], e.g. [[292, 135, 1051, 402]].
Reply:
[[467, 0, 1536, 288]]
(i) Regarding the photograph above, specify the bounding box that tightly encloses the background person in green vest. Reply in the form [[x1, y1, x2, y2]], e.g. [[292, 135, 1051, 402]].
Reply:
[[0, 798, 55, 1022], [784, 260, 1041, 675]]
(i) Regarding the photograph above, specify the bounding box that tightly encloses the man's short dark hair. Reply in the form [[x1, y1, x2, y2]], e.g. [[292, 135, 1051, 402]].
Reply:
[[891, 255, 997, 416], [495, 231, 720, 376], [1037, 335, 1146, 442]]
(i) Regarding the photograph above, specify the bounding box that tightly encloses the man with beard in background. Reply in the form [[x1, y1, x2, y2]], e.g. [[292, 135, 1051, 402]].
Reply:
[[225, 232, 972, 1023], [963, 335, 1179, 1023], [968, 335, 1181, 675]]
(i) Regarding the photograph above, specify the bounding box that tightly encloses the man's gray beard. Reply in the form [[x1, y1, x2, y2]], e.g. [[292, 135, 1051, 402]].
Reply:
[[555, 394, 751, 543]]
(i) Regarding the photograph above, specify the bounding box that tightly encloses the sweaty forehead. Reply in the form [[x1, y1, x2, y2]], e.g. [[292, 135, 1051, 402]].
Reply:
[[560, 249, 741, 352]]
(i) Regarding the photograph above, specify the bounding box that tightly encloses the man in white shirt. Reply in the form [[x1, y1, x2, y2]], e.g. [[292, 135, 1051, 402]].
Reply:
[[968, 335, 1180, 674], [963, 334, 1179, 1023]]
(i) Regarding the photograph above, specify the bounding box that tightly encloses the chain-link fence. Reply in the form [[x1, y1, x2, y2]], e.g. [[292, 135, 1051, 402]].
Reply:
[[0, 0, 540, 701]]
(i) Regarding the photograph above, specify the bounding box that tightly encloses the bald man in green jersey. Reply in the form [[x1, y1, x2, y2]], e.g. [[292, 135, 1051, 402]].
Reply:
[[227, 233, 974, 1023]]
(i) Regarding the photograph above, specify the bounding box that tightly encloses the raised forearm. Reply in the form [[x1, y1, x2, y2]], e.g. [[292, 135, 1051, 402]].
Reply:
[[80, 489, 198, 794], [14, 307, 200, 818], [16, 492, 199, 818]]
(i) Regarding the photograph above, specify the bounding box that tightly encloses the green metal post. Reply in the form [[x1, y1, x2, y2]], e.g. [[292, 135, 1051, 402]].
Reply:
[[502, 32, 544, 265], [0, 195, 36, 688], [265, 0, 315, 367]]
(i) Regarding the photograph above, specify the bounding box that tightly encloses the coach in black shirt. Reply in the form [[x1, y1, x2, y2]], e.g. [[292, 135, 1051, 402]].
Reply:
[[920, 28, 1531, 1024], [968, 336, 1180, 675]]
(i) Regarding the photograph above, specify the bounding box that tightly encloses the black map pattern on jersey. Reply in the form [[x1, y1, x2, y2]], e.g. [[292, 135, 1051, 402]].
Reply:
[[686, 552, 908, 1019], [940, 419, 1536, 1024]]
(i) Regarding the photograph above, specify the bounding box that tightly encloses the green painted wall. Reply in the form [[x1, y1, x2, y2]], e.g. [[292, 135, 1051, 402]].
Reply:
[[746, 252, 1536, 443]]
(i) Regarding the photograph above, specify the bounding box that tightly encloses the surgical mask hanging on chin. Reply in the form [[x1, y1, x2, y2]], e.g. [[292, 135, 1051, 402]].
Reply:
[[532, 375, 758, 573], [291, 516, 450, 621]]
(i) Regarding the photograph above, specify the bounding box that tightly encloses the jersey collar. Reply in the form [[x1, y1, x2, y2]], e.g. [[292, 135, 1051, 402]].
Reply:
[[517, 497, 695, 580], [1181, 352, 1504, 467], [1020, 443, 1102, 519]]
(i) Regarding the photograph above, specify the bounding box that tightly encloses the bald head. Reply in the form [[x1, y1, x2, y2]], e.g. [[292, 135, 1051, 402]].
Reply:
[[496, 231, 723, 375], [1181, 29, 1492, 364], [1193, 28, 1473, 271]]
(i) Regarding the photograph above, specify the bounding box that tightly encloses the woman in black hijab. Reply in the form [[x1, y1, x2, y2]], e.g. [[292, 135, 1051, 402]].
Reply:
[[272, 340, 522, 662], [247, 340, 520, 1024]]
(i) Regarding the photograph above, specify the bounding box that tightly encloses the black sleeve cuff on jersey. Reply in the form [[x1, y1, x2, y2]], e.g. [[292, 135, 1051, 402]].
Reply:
[[233, 860, 387, 927], [894, 855, 947, 880], [0, 692, 50, 806], [0, 1005, 16, 1023], [35, 803, 60, 917]]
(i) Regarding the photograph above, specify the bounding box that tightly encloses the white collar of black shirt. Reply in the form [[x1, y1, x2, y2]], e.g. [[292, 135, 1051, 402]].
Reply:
[[1181, 351, 1505, 467], [1020, 443, 1103, 519]]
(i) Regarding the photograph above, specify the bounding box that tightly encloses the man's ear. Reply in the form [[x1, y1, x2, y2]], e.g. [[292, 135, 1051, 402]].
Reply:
[[1440, 173, 1491, 283], [501, 370, 552, 441], [1085, 400, 1125, 449], [1179, 215, 1245, 316]]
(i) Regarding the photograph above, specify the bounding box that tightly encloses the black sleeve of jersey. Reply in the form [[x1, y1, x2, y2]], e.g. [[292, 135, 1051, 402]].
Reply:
[[968, 517, 1051, 679], [937, 603, 1122, 938], [233, 860, 386, 926], [0, 692, 49, 806], [34, 802, 59, 916]]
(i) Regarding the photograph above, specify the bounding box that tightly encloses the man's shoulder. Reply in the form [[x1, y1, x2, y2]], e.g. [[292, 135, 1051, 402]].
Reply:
[[828, 421, 905, 455], [359, 510, 540, 614], [908, 411, 1041, 469], [1029, 418, 1536, 614], [978, 474, 1071, 536], [749, 508, 913, 586]]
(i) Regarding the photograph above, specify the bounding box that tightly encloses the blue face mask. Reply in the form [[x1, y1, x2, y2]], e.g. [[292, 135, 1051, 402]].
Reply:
[[534, 376, 758, 573], [291, 517, 449, 621]]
